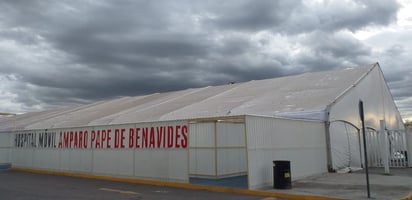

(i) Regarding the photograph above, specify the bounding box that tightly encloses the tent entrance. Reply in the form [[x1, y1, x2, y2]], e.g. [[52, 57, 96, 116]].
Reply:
[[330, 120, 408, 171], [188, 119, 248, 189], [330, 120, 362, 171]]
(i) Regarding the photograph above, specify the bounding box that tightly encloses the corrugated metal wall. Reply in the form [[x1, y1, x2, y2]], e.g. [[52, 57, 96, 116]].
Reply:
[[189, 121, 247, 178], [246, 116, 327, 189], [11, 120, 189, 182], [0, 133, 11, 164], [216, 122, 246, 176], [7, 115, 333, 189], [189, 122, 215, 176]]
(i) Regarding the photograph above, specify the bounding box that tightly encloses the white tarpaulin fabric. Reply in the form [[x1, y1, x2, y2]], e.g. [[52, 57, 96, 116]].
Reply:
[[327, 64, 406, 171], [330, 121, 362, 171], [0, 64, 375, 131]]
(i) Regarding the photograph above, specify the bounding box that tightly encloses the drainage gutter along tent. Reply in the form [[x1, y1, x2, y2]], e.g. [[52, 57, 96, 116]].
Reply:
[[0, 63, 407, 189]]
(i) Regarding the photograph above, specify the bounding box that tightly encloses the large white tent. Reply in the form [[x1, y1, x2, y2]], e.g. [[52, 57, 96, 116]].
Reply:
[[0, 63, 408, 189], [0, 63, 387, 129]]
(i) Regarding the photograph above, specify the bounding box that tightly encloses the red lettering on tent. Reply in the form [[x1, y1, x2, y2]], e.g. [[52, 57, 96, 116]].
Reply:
[[58, 131, 63, 148], [181, 125, 188, 148], [107, 129, 112, 148], [175, 126, 181, 148], [84, 131, 88, 148], [167, 126, 174, 148], [142, 128, 148, 148], [149, 127, 155, 148], [95, 130, 101, 148], [129, 128, 134, 148], [120, 128, 125, 148], [114, 129, 119, 148], [56, 124, 187, 149], [135, 128, 141, 148], [163, 126, 166, 148], [74, 131, 78, 148], [156, 127, 164, 148], [91, 130, 96, 148], [69, 131, 74, 148], [102, 130, 107, 148], [78, 131, 83, 148]]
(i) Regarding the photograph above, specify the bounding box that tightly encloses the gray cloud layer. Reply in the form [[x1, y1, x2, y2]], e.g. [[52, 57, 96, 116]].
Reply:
[[1, 0, 411, 120]]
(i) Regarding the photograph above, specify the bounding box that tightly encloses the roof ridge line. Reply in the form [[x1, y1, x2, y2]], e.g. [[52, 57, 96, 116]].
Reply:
[[158, 84, 244, 120], [326, 62, 378, 110], [104, 87, 209, 125]]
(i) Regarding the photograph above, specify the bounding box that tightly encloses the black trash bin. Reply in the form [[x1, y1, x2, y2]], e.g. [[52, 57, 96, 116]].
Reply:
[[273, 160, 291, 189]]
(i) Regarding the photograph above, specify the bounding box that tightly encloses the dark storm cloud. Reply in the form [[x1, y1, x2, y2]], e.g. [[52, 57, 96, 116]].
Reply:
[[0, 0, 410, 119], [387, 72, 412, 99], [300, 0, 400, 33], [56, 33, 212, 66], [305, 32, 371, 58], [0, 28, 41, 45], [0, 0, 50, 26], [363, 29, 412, 119], [205, 0, 399, 33], [292, 31, 372, 72], [208, 0, 300, 31], [216, 64, 286, 83]]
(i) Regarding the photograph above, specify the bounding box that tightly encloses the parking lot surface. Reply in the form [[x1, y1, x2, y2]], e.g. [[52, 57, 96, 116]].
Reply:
[[0, 171, 263, 200], [265, 167, 412, 200], [3, 167, 411, 200]]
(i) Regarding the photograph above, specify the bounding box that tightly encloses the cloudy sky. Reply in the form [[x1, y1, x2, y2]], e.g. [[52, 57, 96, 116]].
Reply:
[[0, 0, 411, 121]]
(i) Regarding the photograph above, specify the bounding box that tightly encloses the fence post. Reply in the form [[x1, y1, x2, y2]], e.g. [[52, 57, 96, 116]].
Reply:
[[406, 126, 412, 167], [380, 120, 390, 173]]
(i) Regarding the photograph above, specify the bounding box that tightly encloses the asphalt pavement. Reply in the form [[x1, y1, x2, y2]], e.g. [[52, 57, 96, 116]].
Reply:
[[264, 167, 412, 200], [2, 167, 412, 200], [0, 171, 263, 200]]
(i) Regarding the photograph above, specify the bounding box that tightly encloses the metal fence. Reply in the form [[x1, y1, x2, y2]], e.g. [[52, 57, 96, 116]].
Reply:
[[366, 129, 408, 168]]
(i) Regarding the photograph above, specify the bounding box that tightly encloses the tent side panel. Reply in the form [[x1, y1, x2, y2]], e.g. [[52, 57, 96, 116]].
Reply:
[[11, 120, 189, 183], [329, 65, 405, 170], [216, 122, 247, 176], [246, 116, 327, 189], [0, 133, 12, 164], [329, 121, 362, 170], [189, 122, 216, 176], [329, 65, 404, 131]]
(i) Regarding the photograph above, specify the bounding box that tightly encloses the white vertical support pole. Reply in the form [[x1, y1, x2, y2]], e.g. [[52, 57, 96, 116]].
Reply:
[[393, 131, 397, 168], [214, 121, 218, 177], [8, 131, 13, 164], [380, 120, 389, 174], [400, 131, 406, 167], [406, 126, 412, 167]]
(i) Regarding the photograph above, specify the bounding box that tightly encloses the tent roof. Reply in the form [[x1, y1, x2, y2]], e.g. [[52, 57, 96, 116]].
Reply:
[[0, 63, 376, 131]]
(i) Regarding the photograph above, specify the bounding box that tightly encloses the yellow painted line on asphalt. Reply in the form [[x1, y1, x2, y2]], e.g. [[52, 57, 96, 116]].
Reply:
[[98, 187, 139, 195], [11, 167, 342, 200]]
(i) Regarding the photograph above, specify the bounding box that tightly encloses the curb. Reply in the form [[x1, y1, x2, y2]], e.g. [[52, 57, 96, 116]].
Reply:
[[11, 167, 342, 200], [401, 192, 412, 200]]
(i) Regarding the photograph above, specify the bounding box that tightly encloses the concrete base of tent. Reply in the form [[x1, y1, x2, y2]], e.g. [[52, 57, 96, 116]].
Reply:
[[0, 163, 11, 170], [189, 175, 248, 189]]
